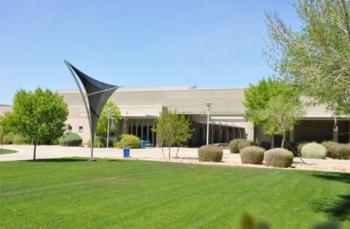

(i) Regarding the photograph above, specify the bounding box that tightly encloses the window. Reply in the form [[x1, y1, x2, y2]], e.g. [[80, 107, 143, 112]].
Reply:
[[79, 126, 83, 133], [67, 124, 72, 131]]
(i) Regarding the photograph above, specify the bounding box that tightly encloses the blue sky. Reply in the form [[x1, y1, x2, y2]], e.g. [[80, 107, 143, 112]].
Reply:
[[0, 0, 300, 104]]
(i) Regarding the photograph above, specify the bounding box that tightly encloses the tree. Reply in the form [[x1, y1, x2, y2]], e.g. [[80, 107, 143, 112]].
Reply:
[[152, 111, 192, 158], [96, 100, 122, 138], [266, 0, 350, 117], [4, 88, 68, 160], [244, 78, 300, 126], [260, 95, 304, 148]]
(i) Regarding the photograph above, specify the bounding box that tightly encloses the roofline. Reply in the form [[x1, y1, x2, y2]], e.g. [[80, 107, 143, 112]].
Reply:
[[57, 87, 247, 94]]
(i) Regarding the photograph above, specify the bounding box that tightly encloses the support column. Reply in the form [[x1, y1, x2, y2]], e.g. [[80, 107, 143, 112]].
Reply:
[[289, 128, 294, 143], [333, 117, 338, 142]]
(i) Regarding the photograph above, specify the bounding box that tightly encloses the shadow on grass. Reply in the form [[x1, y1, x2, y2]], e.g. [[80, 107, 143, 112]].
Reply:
[[312, 172, 350, 222], [26, 158, 89, 162], [25, 157, 134, 163], [312, 173, 350, 184]]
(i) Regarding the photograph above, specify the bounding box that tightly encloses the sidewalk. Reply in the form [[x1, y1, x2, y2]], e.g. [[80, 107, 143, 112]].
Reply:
[[1, 145, 349, 173]]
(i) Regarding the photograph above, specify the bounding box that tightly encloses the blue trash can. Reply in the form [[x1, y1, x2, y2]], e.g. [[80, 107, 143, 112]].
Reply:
[[123, 146, 130, 158]]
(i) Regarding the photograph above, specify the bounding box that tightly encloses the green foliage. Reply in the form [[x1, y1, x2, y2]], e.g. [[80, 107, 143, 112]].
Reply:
[[96, 100, 122, 136], [264, 148, 294, 168], [321, 141, 338, 157], [12, 134, 29, 145], [152, 110, 192, 156], [240, 146, 265, 165], [88, 136, 106, 148], [1, 133, 29, 145], [114, 134, 140, 149], [3, 88, 68, 159], [301, 142, 327, 159], [266, 0, 350, 116], [244, 78, 300, 126], [260, 95, 304, 147], [229, 139, 251, 153], [198, 145, 223, 162], [58, 132, 82, 146]]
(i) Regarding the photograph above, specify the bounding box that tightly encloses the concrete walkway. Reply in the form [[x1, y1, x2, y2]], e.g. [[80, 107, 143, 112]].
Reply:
[[1, 145, 349, 173]]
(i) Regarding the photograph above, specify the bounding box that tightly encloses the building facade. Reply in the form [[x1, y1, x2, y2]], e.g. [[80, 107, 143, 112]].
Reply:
[[1, 86, 349, 146]]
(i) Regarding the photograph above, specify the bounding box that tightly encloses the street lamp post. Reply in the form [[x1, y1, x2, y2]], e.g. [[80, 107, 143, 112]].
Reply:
[[107, 110, 115, 148], [206, 101, 212, 145]]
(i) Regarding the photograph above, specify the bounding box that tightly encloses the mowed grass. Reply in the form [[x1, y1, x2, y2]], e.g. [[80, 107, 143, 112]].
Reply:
[[0, 148, 17, 155], [0, 158, 349, 228]]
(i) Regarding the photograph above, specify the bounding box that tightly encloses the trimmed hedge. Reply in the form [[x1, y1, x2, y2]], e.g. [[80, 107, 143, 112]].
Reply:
[[301, 142, 327, 159], [264, 148, 294, 168], [297, 142, 307, 154], [322, 141, 350, 159], [198, 145, 223, 162], [333, 144, 350, 159], [114, 134, 141, 149], [240, 146, 265, 164], [229, 139, 251, 153], [58, 132, 82, 146]]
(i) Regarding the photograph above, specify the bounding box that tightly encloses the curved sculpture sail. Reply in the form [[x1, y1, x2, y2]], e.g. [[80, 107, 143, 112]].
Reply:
[[64, 60, 119, 159]]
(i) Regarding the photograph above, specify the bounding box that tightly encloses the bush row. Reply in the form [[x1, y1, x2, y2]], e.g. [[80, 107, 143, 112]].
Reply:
[[198, 144, 294, 168], [230, 139, 349, 160]]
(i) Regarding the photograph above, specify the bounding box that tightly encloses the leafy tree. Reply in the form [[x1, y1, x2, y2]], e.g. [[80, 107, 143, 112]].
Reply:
[[152, 111, 192, 158], [96, 100, 122, 137], [4, 88, 68, 160], [244, 78, 300, 126], [266, 0, 350, 117], [260, 95, 304, 148]]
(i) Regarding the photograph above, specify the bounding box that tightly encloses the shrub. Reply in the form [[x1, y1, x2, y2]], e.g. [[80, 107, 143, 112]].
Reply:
[[321, 141, 337, 157], [2, 134, 13, 144], [229, 139, 251, 153], [259, 141, 271, 150], [297, 142, 307, 154], [301, 142, 327, 159], [58, 132, 82, 146], [240, 146, 265, 164], [114, 134, 140, 149], [198, 145, 223, 162], [88, 136, 105, 148], [12, 134, 29, 145], [332, 143, 350, 159], [264, 148, 294, 168]]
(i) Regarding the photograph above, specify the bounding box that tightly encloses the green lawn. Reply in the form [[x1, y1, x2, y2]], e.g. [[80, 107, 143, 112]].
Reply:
[[0, 159, 349, 228], [0, 148, 17, 155]]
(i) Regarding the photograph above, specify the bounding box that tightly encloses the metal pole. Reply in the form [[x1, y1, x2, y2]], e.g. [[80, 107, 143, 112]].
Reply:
[[107, 110, 110, 148], [206, 101, 211, 145]]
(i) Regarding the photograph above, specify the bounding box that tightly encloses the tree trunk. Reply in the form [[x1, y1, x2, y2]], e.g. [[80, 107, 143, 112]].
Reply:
[[176, 147, 180, 157], [161, 147, 164, 158], [33, 140, 37, 160], [281, 134, 286, 148], [168, 147, 171, 159]]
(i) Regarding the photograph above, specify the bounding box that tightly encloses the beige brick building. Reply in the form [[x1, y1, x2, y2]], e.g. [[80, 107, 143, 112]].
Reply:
[[1, 86, 349, 146]]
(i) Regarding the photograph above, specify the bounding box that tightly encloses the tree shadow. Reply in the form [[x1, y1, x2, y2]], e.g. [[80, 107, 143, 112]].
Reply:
[[26, 158, 91, 163], [312, 173, 350, 184], [25, 157, 133, 163], [312, 172, 350, 222]]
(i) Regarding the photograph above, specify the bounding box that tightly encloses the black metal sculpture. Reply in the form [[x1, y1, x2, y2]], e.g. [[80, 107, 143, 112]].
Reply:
[[64, 60, 119, 160]]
